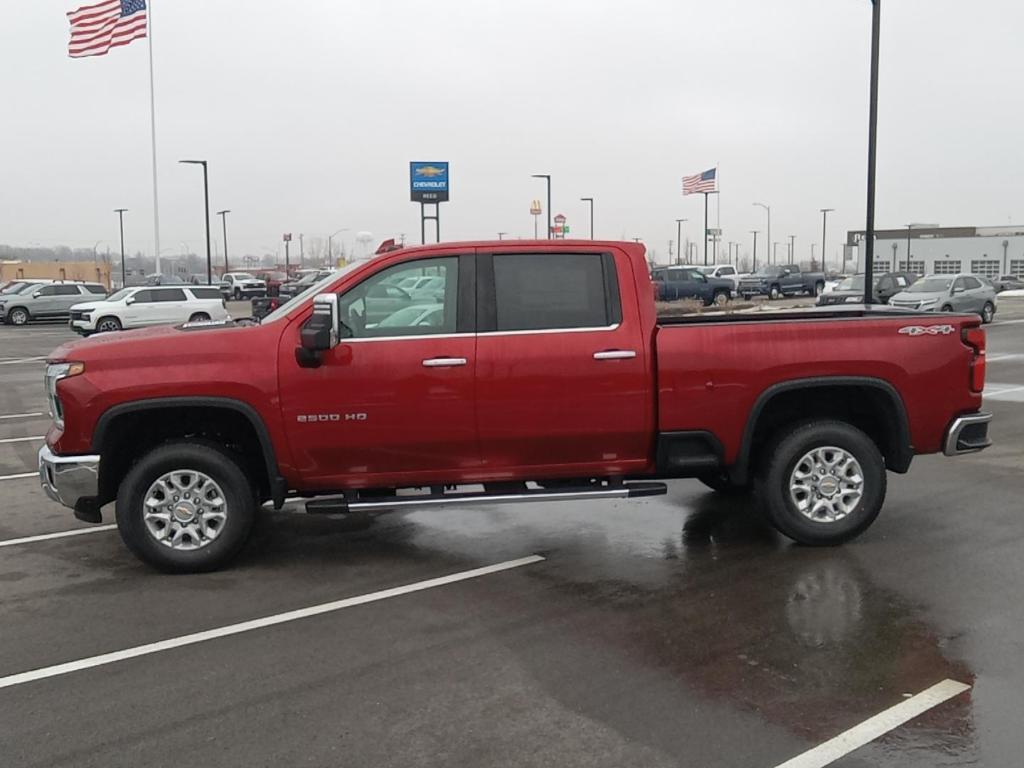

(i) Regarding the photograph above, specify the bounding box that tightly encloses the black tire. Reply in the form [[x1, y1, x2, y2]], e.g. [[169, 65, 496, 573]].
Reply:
[[754, 420, 886, 546], [941, 304, 953, 312], [711, 291, 730, 307], [769, 285, 782, 300], [814, 282, 825, 296], [233, 288, 242, 300], [189, 312, 211, 322], [697, 472, 746, 495], [96, 316, 122, 333], [7, 307, 29, 326], [980, 302, 995, 324], [115, 441, 257, 573]]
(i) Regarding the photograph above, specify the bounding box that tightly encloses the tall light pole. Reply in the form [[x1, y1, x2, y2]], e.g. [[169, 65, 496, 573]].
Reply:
[[498, 232, 507, 240], [754, 202, 770, 264], [750, 230, 760, 271], [864, 0, 881, 303], [114, 208, 127, 289], [580, 197, 594, 239], [773, 242, 780, 264], [179, 160, 212, 285], [532, 174, 551, 239], [820, 208, 834, 274], [788, 234, 796, 263], [328, 227, 348, 264], [675, 218, 687, 265], [217, 210, 230, 278]]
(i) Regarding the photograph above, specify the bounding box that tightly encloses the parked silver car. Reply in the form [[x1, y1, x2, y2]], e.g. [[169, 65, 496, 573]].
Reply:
[[0, 282, 108, 325], [888, 274, 997, 324]]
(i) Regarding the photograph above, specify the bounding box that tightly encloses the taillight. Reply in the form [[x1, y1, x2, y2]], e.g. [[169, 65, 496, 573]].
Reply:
[[962, 325, 986, 393]]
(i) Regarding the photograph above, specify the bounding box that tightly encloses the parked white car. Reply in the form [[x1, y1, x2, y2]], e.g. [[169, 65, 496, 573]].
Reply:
[[69, 285, 229, 335], [219, 272, 267, 299], [698, 264, 741, 290]]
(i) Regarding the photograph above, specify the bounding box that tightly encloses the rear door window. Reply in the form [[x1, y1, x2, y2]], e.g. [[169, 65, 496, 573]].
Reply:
[[490, 253, 617, 332], [190, 287, 222, 300]]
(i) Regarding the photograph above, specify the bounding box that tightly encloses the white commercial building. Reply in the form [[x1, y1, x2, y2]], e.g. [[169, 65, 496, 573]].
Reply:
[[845, 226, 1024, 278]]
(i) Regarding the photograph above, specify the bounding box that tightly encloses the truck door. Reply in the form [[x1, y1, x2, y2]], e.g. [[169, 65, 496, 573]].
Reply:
[[277, 251, 479, 487], [474, 249, 652, 477]]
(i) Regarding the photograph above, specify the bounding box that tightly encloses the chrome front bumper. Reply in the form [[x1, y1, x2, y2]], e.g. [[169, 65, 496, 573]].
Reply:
[[943, 412, 992, 456], [38, 444, 101, 509]]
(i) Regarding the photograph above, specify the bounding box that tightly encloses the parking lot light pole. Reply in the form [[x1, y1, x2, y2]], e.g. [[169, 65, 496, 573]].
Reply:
[[750, 230, 760, 271], [788, 234, 796, 263], [532, 175, 551, 239], [217, 210, 230, 278], [179, 160, 212, 286], [820, 208, 834, 274], [114, 208, 127, 289], [754, 202, 770, 264], [498, 232, 507, 240], [328, 227, 348, 265], [580, 197, 594, 239], [675, 219, 687, 265], [863, 0, 881, 303]]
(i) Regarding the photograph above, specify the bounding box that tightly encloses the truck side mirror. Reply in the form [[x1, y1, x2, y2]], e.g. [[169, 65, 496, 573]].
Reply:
[[301, 293, 340, 353]]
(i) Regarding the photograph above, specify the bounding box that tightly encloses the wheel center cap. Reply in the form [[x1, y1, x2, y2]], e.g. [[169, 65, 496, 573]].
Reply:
[[818, 476, 840, 497], [172, 502, 197, 524]]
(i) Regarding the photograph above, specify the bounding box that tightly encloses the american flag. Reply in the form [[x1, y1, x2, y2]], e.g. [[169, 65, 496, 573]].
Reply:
[[68, 0, 147, 59], [682, 168, 717, 195]]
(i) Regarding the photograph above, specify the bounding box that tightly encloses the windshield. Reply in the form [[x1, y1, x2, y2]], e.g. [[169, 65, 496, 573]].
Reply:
[[104, 288, 133, 302], [907, 277, 952, 293], [1, 282, 28, 294], [262, 262, 362, 323], [698, 267, 715, 275], [837, 276, 865, 291]]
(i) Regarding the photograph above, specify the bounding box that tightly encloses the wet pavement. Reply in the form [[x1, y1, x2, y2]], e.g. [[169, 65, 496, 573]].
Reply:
[[1, 303, 1022, 767]]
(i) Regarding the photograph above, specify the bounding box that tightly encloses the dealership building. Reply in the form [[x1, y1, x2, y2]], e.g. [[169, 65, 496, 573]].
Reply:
[[845, 225, 1024, 278]]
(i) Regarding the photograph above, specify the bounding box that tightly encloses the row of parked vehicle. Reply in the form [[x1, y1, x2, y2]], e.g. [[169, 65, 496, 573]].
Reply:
[[817, 271, 1000, 323], [651, 263, 827, 305]]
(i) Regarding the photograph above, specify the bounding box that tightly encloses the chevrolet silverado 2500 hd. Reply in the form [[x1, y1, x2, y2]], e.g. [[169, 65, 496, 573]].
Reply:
[[39, 241, 992, 572]]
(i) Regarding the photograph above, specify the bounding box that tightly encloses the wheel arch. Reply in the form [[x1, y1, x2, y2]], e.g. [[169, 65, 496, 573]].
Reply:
[[731, 376, 913, 484], [93, 397, 286, 509]]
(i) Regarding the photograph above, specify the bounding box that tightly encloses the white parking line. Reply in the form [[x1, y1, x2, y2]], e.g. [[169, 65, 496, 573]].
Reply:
[[772, 679, 971, 768], [0, 435, 45, 444], [0, 554, 545, 690], [0, 357, 47, 366], [0, 412, 45, 421], [0, 525, 117, 548], [0, 472, 38, 482]]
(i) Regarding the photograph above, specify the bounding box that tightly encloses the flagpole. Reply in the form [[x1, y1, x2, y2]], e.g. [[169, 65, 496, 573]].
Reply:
[[147, 0, 161, 275]]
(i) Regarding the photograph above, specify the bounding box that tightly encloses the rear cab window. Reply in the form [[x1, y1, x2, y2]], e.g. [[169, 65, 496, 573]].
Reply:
[[482, 252, 621, 332]]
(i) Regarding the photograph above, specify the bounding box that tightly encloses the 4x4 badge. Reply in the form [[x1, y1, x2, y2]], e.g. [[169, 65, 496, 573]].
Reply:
[[898, 325, 956, 336]]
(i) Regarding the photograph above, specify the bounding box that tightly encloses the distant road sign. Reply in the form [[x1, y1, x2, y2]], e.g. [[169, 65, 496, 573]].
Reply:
[[707, 227, 722, 236], [283, 233, 292, 242]]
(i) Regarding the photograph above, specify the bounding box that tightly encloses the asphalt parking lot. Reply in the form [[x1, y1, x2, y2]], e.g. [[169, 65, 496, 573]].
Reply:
[[1, 301, 1022, 768]]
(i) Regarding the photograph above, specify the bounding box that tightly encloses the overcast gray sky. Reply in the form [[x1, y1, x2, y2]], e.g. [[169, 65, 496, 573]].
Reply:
[[2, 0, 1022, 265]]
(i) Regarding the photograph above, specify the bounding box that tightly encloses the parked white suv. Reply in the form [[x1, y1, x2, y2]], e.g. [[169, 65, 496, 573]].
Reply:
[[219, 272, 267, 300], [69, 285, 229, 335], [698, 264, 740, 290]]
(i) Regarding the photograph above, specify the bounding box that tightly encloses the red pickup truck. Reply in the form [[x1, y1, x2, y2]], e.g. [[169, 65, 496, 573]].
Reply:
[[39, 241, 992, 572]]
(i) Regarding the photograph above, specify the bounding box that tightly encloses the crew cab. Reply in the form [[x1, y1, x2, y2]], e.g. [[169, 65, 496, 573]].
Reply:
[[39, 241, 991, 572], [69, 285, 229, 335], [219, 272, 267, 300], [651, 266, 735, 305], [739, 265, 826, 300]]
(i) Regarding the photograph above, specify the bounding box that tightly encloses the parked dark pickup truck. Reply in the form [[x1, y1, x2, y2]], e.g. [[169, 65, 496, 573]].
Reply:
[[40, 240, 991, 572], [739, 265, 826, 300], [651, 266, 735, 305]]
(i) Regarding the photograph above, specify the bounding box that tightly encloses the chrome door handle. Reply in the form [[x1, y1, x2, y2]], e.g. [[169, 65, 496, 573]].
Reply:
[[422, 357, 468, 367], [593, 350, 637, 360]]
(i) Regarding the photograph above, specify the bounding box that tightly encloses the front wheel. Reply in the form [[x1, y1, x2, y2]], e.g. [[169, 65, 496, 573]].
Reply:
[[814, 282, 824, 297], [941, 304, 953, 312], [980, 302, 995, 324], [233, 288, 242, 300], [754, 420, 886, 546], [711, 291, 730, 307], [96, 316, 122, 333], [769, 285, 782, 300], [7, 307, 29, 326], [115, 442, 257, 573]]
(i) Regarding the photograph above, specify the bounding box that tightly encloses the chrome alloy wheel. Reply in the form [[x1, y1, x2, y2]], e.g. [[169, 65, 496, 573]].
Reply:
[[143, 470, 228, 550], [788, 446, 864, 523]]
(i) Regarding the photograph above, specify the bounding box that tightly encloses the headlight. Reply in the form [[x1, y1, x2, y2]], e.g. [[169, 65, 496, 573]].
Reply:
[[44, 362, 85, 430], [919, 298, 938, 307]]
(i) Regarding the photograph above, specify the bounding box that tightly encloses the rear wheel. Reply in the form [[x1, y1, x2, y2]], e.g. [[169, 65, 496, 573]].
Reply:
[[981, 302, 995, 324], [96, 316, 122, 333], [754, 420, 886, 546], [7, 307, 29, 326], [769, 285, 782, 300], [189, 312, 211, 323], [115, 442, 257, 573]]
